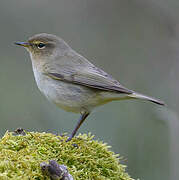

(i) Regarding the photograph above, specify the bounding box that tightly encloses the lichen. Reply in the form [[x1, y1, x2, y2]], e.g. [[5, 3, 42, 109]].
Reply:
[[0, 131, 134, 180]]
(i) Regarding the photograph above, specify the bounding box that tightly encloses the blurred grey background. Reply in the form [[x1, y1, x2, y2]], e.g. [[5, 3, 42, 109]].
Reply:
[[0, 0, 179, 179]]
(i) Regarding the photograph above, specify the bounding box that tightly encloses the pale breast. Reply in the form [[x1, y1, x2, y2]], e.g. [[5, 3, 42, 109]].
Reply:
[[32, 64, 103, 113]]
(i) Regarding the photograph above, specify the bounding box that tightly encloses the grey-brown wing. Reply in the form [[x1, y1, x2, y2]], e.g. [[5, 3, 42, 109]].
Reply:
[[45, 65, 133, 94]]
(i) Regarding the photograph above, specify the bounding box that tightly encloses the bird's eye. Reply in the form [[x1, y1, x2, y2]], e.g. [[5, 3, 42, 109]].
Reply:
[[37, 43, 46, 49]]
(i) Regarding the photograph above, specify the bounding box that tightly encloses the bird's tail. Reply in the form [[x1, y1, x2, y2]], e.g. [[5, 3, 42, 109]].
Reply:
[[128, 92, 165, 106]]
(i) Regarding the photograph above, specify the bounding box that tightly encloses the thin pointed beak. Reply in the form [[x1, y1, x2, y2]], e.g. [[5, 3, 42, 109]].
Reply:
[[14, 42, 30, 47]]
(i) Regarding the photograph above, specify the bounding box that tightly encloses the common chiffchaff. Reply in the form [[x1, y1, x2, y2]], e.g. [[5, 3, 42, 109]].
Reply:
[[15, 33, 165, 141]]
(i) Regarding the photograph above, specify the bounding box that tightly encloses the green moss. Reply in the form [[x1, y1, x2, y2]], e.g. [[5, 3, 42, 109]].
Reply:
[[0, 131, 134, 180]]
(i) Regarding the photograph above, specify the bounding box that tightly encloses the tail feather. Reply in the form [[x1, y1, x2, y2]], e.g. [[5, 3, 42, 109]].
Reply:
[[128, 92, 165, 106]]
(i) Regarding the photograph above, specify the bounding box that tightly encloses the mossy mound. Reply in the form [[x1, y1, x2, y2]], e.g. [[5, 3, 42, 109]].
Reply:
[[0, 131, 134, 180]]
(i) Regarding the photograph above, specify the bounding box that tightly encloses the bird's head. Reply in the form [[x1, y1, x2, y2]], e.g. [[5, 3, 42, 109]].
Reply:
[[15, 33, 70, 61]]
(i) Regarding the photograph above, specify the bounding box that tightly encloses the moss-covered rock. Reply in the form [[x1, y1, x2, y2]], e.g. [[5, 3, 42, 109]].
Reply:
[[0, 131, 134, 180]]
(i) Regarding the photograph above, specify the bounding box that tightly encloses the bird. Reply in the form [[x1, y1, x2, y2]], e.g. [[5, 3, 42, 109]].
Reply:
[[15, 33, 165, 141]]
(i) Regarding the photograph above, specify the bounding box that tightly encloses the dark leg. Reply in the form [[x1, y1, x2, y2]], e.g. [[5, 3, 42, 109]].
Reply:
[[66, 111, 90, 142]]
